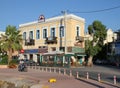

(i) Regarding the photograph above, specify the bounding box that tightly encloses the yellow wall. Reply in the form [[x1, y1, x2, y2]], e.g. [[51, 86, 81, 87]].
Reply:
[[19, 14, 85, 51]]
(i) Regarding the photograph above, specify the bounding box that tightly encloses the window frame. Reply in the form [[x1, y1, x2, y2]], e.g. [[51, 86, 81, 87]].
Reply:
[[59, 26, 64, 37], [36, 29, 40, 39], [50, 27, 56, 37], [76, 25, 80, 36], [23, 32, 26, 40]]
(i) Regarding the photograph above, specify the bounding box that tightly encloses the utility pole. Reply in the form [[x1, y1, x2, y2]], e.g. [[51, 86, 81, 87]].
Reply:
[[61, 10, 67, 54], [61, 10, 67, 67]]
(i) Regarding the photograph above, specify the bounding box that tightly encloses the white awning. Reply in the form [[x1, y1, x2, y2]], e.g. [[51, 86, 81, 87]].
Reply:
[[43, 51, 64, 55]]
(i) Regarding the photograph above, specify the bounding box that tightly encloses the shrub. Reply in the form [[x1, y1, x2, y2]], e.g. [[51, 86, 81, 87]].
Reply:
[[8, 63, 17, 68], [0, 56, 8, 65], [10, 59, 18, 65], [8, 59, 18, 68]]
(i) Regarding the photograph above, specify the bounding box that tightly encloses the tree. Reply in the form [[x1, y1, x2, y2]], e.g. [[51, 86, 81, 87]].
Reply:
[[85, 20, 107, 66], [0, 25, 23, 65]]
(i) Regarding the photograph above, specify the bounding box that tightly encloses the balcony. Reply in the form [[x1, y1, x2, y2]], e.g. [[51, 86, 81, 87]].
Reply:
[[45, 36, 57, 44], [76, 36, 84, 42], [25, 39, 35, 46], [38, 46, 48, 53]]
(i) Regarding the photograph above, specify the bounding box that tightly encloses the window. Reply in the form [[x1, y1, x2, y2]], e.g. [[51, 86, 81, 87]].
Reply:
[[43, 29, 47, 38], [59, 47, 65, 52], [59, 26, 64, 37], [51, 47, 56, 51], [23, 32, 26, 40], [36, 30, 40, 39], [76, 26, 80, 36], [51, 27, 55, 37], [29, 31, 33, 39]]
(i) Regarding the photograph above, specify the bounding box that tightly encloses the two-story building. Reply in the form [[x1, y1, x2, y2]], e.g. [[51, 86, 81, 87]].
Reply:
[[18, 14, 86, 67]]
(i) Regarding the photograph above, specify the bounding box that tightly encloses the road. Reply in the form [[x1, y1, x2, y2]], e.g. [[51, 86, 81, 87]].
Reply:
[[0, 66, 119, 88], [69, 65, 120, 86]]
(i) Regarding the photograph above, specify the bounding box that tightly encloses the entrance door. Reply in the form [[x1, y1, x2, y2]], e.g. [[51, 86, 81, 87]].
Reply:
[[29, 54, 33, 61], [37, 54, 40, 64]]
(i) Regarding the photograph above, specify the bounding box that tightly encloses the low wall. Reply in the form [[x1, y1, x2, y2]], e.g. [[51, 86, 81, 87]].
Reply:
[[0, 65, 8, 68]]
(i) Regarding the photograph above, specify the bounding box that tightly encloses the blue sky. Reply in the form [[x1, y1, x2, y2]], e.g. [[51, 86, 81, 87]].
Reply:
[[0, 0, 120, 32]]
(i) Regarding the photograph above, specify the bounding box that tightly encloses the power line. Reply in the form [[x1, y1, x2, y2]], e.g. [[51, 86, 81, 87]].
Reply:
[[69, 5, 120, 13]]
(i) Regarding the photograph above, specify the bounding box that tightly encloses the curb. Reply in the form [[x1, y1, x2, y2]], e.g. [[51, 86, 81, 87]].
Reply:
[[76, 77, 120, 88]]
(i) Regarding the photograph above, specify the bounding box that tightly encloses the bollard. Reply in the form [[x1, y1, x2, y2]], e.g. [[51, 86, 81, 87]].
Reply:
[[40, 67, 42, 71], [76, 71, 79, 78], [43, 67, 45, 71], [47, 67, 48, 72], [54, 68, 56, 73], [41, 67, 42, 71], [86, 72, 89, 79], [64, 69, 66, 75], [29, 66, 31, 69], [32, 66, 34, 69], [36, 65, 38, 69], [42, 67, 44, 72], [45, 67, 47, 72], [56, 68, 57, 73], [98, 73, 101, 82], [69, 70, 72, 77], [44, 67, 45, 71], [50, 67, 51, 73], [35, 65, 37, 69], [58, 68, 61, 74], [114, 75, 116, 85]]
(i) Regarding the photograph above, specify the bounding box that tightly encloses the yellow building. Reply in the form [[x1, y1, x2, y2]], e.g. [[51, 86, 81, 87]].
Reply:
[[19, 14, 85, 67]]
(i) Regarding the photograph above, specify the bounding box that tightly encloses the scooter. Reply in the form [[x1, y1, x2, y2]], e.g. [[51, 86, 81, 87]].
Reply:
[[18, 63, 27, 72]]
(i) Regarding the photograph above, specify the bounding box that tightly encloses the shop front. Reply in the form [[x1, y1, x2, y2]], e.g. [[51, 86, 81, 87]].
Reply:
[[39, 51, 73, 68]]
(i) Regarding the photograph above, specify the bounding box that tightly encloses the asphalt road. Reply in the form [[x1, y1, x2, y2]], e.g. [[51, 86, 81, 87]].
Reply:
[[69, 65, 120, 86]]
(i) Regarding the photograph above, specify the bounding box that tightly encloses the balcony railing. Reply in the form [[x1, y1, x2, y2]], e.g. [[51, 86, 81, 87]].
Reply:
[[76, 36, 84, 42], [45, 36, 57, 44], [25, 39, 35, 46]]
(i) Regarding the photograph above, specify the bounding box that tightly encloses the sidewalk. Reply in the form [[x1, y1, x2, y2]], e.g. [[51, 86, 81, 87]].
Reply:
[[0, 68, 119, 88]]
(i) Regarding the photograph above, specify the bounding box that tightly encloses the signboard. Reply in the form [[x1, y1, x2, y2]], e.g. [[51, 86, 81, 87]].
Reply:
[[20, 49, 24, 53], [72, 47, 85, 53], [24, 49, 39, 53], [67, 47, 85, 53], [38, 15, 45, 23]]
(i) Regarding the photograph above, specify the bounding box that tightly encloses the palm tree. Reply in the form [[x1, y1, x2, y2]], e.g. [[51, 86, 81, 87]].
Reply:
[[0, 25, 23, 65]]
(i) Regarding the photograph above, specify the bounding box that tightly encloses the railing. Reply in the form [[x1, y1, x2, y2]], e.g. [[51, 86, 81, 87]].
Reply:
[[45, 36, 57, 44], [25, 39, 35, 46], [76, 36, 84, 42]]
